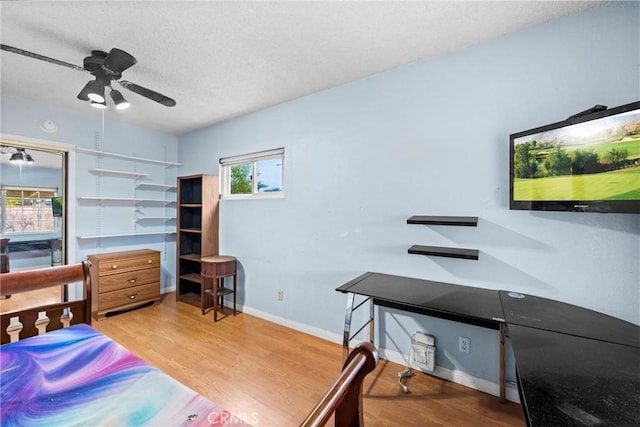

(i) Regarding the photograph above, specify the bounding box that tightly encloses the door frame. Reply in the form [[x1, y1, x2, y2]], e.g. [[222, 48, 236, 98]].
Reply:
[[1, 133, 78, 298]]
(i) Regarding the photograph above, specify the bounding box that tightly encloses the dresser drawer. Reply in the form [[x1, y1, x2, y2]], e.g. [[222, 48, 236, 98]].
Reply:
[[98, 268, 160, 293], [98, 282, 160, 311], [96, 252, 160, 275]]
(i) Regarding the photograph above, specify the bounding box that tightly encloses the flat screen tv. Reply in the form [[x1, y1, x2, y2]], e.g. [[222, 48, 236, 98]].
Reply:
[[510, 101, 640, 214]]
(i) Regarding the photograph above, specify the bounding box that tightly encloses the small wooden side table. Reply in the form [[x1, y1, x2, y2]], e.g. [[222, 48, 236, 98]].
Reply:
[[201, 255, 237, 322]]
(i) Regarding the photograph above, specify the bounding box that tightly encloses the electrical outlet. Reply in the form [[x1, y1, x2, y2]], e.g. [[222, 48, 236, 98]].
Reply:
[[277, 289, 284, 301], [459, 336, 470, 354]]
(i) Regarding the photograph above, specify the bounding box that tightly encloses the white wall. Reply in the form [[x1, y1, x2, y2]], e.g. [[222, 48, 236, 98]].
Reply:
[[178, 1, 640, 388]]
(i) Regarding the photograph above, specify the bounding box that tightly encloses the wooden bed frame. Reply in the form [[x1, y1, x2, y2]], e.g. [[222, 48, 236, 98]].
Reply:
[[0, 261, 91, 344], [301, 341, 379, 427], [0, 262, 379, 426]]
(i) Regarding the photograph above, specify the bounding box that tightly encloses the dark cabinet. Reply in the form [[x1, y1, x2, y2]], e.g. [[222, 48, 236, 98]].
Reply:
[[176, 174, 219, 306]]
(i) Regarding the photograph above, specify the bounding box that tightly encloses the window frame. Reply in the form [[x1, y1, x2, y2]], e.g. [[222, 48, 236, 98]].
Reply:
[[219, 148, 285, 200], [1, 186, 58, 235]]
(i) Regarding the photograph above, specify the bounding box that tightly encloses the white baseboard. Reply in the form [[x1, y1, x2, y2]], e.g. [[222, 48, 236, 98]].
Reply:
[[238, 304, 345, 345], [179, 299, 520, 404], [378, 347, 520, 403]]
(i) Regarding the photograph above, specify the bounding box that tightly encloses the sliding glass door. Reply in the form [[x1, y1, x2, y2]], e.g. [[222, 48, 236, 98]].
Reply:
[[0, 141, 67, 273]]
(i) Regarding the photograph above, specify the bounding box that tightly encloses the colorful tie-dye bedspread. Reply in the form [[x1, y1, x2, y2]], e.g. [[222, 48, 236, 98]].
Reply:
[[0, 324, 246, 426]]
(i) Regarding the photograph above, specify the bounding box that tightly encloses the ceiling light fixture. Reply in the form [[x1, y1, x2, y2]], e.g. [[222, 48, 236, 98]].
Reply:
[[110, 88, 130, 110], [78, 74, 109, 103], [78, 80, 131, 110], [86, 79, 105, 102], [9, 147, 34, 163], [39, 119, 58, 133], [77, 81, 92, 101], [90, 100, 107, 109]]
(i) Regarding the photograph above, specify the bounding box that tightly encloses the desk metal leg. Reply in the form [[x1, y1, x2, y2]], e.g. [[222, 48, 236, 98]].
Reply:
[[499, 322, 506, 403], [341, 293, 374, 356], [342, 293, 355, 347], [368, 297, 374, 344]]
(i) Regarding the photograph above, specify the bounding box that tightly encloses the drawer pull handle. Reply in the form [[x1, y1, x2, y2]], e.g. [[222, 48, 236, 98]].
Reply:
[[129, 294, 136, 299], [129, 278, 136, 283], [112, 264, 117, 269], [148, 260, 152, 264]]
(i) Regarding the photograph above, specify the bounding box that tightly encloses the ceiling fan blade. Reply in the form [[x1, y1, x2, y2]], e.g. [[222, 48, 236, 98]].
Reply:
[[119, 80, 176, 107], [0, 44, 86, 72], [102, 48, 137, 75]]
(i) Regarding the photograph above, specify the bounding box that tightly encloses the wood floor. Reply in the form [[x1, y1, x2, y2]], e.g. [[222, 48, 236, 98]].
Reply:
[[0, 285, 62, 312], [92, 294, 523, 426], [3, 290, 524, 426]]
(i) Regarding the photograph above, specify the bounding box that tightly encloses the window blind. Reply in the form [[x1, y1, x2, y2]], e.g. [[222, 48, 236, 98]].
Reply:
[[219, 147, 284, 166]]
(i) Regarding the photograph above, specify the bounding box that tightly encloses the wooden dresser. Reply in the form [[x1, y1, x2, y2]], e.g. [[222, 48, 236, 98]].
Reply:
[[88, 249, 161, 321]]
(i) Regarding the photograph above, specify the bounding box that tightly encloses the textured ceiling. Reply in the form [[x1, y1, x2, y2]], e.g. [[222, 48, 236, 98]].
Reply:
[[0, 1, 606, 136]]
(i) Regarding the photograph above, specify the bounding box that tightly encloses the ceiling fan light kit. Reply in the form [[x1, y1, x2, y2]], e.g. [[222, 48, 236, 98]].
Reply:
[[110, 89, 130, 110], [90, 100, 107, 109], [85, 79, 106, 103], [77, 81, 92, 101], [9, 147, 35, 163], [0, 44, 176, 110]]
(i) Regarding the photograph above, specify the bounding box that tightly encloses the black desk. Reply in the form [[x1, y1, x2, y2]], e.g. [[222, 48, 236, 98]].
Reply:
[[337, 272, 509, 401], [336, 272, 640, 426], [500, 291, 640, 426], [337, 272, 505, 328], [508, 325, 640, 426], [8, 238, 59, 253], [499, 290, 640, 348]]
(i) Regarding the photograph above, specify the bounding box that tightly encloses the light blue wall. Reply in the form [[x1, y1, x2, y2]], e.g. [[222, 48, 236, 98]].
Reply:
[[1, 96, 179, 291], [0, 164, 61, 191], [179, 2, 640, 385]]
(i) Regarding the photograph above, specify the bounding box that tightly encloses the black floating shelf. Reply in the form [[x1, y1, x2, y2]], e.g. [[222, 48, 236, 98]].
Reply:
[[408, 244, 479, 260], [407, 216, 478, 226]]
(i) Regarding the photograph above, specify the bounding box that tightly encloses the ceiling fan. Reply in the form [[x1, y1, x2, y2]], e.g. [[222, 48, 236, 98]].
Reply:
[[0, 44, 176, 109]]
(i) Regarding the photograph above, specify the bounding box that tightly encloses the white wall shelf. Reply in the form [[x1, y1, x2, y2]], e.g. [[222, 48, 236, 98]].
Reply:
[[136, 216, 176, 220], [90, 168, 149, 177], [77, 231, 176, 239], [76, 144, 178, 244], [78, 196, 176, 204], [76, 147, 182, 166], [136, 182, 177, 190]]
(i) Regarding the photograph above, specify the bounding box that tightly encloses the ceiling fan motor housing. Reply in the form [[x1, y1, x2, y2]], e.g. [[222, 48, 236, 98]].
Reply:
[[83, 51, 109, 75]]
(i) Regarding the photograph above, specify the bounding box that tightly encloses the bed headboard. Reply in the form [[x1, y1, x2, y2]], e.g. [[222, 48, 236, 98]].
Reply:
[[0, 261, 91, 344], [301, 341, 379, 427]]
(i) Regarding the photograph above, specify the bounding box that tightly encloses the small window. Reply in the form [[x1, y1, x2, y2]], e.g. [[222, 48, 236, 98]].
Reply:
[[220, 148, 284, 199]]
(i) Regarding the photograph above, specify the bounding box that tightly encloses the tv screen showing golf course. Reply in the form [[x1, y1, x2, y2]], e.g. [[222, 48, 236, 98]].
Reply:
[[510, 101, 640, 213]]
